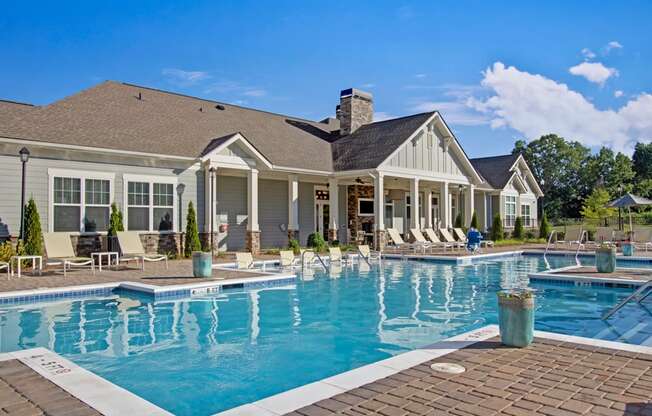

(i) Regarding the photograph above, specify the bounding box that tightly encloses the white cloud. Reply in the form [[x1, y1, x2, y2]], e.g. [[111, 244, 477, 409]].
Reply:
[[162, 68, 210, 86], [411, 101, 488, 126], [468, 62, 652, 154], [568, 62, 618, 85], [614, 90, 624, 98], [414, 73, 427, 79], [242, 89, 267, 97], [361, 83, 376, 89], [374, 112, 395, 122], [604, 41, 623, 54], [204, 80, 267, 98], [581, 48, 596, 60]]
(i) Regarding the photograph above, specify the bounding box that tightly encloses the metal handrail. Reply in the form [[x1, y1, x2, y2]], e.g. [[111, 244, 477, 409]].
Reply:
[[543, 230, 558, 268], [574, 230, 587, 266], [357, 247, 373, 267], [314, 252, 329, 270], [603, 280, 652, 320], [301, 249, 327, 271]]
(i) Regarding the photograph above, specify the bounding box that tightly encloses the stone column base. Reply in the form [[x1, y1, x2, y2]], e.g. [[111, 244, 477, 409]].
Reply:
[[328, 229, 338, 243], [288, 229, 300, 244], [246, 230, 261, 255], [374, 229, 387, 251]]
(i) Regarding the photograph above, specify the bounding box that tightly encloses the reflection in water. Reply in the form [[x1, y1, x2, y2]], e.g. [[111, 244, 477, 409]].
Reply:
[[0, 256, 648, 416]]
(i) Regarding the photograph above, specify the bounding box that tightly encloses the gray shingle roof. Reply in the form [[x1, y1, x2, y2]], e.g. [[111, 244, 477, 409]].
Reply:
[[331, 112, 435, 171], [469, 153, 520, 189], [0, 99, 35, 127]]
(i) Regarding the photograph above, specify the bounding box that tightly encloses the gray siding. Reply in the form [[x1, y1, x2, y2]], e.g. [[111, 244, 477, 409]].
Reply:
[[215, 175, 247, 251], [259, 179, 289, 248], [0, 154, 199, 237], [298, 182, 315, 245]]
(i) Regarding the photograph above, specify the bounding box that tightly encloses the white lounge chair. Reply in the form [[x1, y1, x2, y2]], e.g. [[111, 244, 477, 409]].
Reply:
[[116, 232, 168, 271], [410, 229, 434, 252], [424, 228, 454, 251], [588, 227, 615, 247], [633, 229, 652, 251], [557, 227, 585, 249], [43, 233, 94, 276], [386, 228, 417, 253], [235, 252, 255, 269], [328, 247, 349, 264], [358, 245, 381, 261], [0, 261, 9, 278], [439, 228, 465, 250], [279, 250, 299, 268]]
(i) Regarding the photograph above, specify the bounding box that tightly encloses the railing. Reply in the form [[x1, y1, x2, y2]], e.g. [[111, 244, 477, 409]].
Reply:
[[301, 249, 327, 271], [542, 230, 558, 269], [574, 230, 587, 266], [357, 247, 373, 267], [602, 280, 652, 320]]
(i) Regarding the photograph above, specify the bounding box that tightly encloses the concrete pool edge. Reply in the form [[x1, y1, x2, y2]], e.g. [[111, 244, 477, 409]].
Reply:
[[0, 347, 171, 416], [216, 325, 652, 416], [529, 264, 651, 287]]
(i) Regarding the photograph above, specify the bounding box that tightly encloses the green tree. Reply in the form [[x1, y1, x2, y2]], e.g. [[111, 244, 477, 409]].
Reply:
[[108, 203, 124, 236], [470, 211, 478, 229], [184, 201, 202, 257], [514, 134, 591, 219], [513, 216, 524, 240], [454, 212, 463, 228], [580, 188, 615, 223], [585, 148, 634, 196], [23, 198, 43, 256], [490, 214, 504, 241], [307, 232, 326, 252], [635, 179, 652, 199], [633, 142, 652, 181], [539, 212, 551, 239]]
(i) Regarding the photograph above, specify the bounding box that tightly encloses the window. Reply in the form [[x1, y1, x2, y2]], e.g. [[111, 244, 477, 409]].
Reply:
[[124, 175, 177, 232], [521, 204, 531, 227], [505, 196, 516, 227], [50, 170, 113, 233], [358, 198, 374, 216]]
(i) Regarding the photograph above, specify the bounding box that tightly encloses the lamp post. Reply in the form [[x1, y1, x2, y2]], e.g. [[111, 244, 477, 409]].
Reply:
[[539, 178, 545, 220], [176, 183, 186, 231], [18, 147, 30, 240]]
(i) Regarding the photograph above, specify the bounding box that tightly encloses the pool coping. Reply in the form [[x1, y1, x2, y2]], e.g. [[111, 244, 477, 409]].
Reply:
[[215, 324, 652, 416], [0, 347, 171, 415], [529, 264, 651, 288], [383, 250, 525, 264]]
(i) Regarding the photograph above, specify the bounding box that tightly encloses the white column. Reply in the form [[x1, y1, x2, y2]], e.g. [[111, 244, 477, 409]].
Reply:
[[374, 173, 384, 230], [410, 178, 420, 229], [203, 163, 216, 233], [440, 181, 449, 228], [328, 177, 339, 231], [247, 169, 259, 232], [425, 188, 433, 229], [288, 175, 299, 230], [481, 191, 487, 231], [465, 185, 475, 227]]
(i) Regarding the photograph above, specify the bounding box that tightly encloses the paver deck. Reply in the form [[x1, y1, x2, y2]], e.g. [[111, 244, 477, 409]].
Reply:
[[288, 336, 652, 416], [0, 259, 267, 293], [550, 266, 652, 282], [0, 359, 101, 416]]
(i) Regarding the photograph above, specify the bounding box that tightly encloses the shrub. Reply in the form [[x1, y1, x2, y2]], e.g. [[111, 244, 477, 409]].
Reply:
[[23, 198, 43, 256], [454, 212, 463, 229], [108, 203, 124, 236], [307, 232, 326, 252], [539, 212, 552, 239], [470, 211, 478, 229], [288, 238, 300, 255], [513, 216, 524, 240], [525, 230, 536, 240], [184, 201, 202, 257], [0, 241, 16, 262], [490, 214, 504, 241]]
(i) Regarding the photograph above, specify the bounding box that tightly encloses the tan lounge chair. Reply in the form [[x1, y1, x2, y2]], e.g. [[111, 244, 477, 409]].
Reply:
[[358, 245, 381, 261], [633, 229, 652, 251], [0, 261, 9, 278], [116, 232, 168, 271], [557, 227, 584, 249], [279, 250, 298, 268], [235, 252, 255, 269], [439, 228, 465, 250], [588, 227, 615, 247], [386, 228, 417, 253], [328, 247, 349, 264], [43, 233, 94, 276], [424, 228, 454, 251]]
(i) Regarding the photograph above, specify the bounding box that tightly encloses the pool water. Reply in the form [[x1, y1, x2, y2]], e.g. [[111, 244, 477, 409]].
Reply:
[[1, 255, 651, 415]]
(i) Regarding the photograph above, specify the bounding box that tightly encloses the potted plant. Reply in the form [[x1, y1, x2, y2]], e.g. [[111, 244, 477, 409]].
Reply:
[[596, 242, 617, 272], [497, 289, 535, 347]]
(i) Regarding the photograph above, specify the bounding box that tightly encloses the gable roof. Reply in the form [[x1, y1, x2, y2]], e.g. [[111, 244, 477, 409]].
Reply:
[[0, 99, 35, 127], [469, 153, 520, 189], [331, 112, 435, 171], [0, 81, 337, 171]]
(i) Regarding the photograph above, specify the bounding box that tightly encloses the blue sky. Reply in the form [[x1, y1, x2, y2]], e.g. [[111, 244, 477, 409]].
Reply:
[[1, 1, 651, 156]]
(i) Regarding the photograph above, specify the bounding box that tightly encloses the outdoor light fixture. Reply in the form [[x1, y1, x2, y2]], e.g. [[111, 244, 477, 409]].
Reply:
[[18, 147, 30, 240], [176, 183, 186, 233]]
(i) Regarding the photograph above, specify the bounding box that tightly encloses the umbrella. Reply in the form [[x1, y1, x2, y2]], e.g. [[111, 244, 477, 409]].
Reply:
[[607, 193, 652, 233]]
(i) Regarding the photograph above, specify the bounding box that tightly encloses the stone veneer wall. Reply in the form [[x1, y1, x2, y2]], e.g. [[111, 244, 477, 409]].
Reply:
[[71, 233, 182, 258], [347, 185, 375, 236]]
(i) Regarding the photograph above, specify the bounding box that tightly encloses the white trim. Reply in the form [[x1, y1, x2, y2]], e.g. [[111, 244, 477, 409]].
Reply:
[[510, 154, 544, 197], [122, 174, 178, 233], [313, 185, 328, 236], [201, 133, 273, 170], [47, 169, 115, 233], [357, 198, 374, 217], [378, 166, 470, 184]]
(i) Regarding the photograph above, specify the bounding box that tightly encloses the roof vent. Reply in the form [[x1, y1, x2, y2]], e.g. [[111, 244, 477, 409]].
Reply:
[[137, 92, 142, 100], [215, 104, 225, 111], [199, 107, 203, 112]]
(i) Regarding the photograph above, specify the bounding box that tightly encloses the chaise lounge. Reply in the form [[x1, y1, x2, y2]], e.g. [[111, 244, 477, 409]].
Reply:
[[43, 233, 95, 276], [116, 231, 168, 271]]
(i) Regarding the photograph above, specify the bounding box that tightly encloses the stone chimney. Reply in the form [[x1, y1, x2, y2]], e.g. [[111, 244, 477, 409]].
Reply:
[[337, 88, 373, 136]]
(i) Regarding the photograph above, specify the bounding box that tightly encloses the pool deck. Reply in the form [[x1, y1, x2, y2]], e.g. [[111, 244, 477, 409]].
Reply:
[[529, 265, 652, 287], [219, 326, 652, 416]]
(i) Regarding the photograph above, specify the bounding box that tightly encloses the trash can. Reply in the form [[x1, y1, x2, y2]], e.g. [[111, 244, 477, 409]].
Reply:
[[497, 289, 535, 348], [596, 246, 617, 272], [622, 243, 634, 257], [192, 251, 212, 278]]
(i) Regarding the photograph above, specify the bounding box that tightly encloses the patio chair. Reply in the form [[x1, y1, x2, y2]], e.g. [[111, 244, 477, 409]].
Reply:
[[454, 227, 494, 247], [0, 261, 9, 278], [386, 228, 417, 253], [633, 229, 652, 251], [235, 252, 256, 269], [279, 250, 299, 268], [588, 227, 615, 246], [116, 231, 168, 271], [557, 227, 585, 249], [43, 233, 94, 277], [410, 229, 434, 253], [439, 228, 465, 251], [358, 245, 381, 262], [328, 247, 349, 264], [424, 228, 454, 251]]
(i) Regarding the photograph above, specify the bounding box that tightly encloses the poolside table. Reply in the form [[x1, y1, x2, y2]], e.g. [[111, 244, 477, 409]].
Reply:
[[10, 255, 43, 278], [91, 252, 119, 272]]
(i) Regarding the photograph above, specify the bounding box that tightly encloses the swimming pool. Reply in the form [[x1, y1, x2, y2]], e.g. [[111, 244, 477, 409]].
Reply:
[[1, 255, 651, 415]]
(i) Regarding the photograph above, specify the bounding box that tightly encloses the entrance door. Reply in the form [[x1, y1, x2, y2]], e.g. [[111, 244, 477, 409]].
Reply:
[[432, 196, 440, 229], [315, 202, 329, 240]]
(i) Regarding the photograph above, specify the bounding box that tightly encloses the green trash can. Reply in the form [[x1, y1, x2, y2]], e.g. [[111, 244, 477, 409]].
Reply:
[[192, 252, 213, 278], [596, 246, 617, 272], [497, 289, 535, 348]]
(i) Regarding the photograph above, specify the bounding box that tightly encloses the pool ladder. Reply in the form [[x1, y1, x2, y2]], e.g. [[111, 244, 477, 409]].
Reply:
[[543, 230, 557, 269], [602, 280, 652, 320], [543, 230, 586, 269], [301, 249, 328, 271]]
